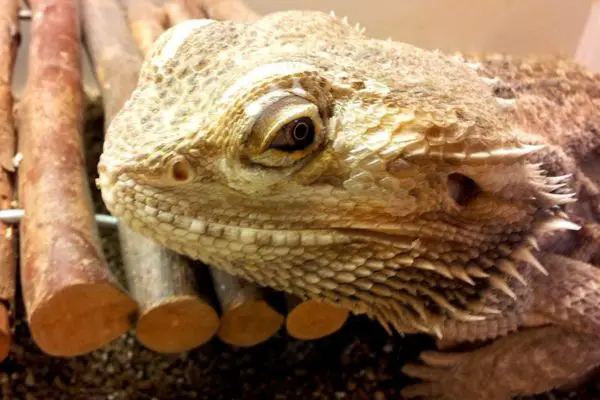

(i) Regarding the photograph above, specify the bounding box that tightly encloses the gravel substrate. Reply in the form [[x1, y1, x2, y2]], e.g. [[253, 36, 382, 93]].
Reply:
[[1, 103, 599, 400]]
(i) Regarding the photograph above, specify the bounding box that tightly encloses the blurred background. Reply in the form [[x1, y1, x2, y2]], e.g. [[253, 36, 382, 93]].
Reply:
[[12, 0, 600, 94]]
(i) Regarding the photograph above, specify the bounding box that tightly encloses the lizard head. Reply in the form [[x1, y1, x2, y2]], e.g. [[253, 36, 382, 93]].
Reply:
[[98, 11, 578, 335]]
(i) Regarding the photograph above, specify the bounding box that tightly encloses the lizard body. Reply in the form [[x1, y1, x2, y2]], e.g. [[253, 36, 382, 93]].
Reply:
[[98, 11, 600, 399]]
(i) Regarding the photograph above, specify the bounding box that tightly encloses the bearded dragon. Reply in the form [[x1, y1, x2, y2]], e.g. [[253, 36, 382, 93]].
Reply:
[[97, 11, 600, 399]]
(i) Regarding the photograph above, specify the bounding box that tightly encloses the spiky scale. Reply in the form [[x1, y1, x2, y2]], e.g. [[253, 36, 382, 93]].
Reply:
[[512, 247, 548, 275], [489, 276, 517, 299]]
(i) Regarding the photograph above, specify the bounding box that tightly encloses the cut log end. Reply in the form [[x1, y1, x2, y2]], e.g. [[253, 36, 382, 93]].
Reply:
[[285, 298, 349, 340], [135, 295, 219, 353], [28, 283, 137, 357], [210, 267, 283, 346], [0, 303, 11, 361], [218, 299, 283, 347]]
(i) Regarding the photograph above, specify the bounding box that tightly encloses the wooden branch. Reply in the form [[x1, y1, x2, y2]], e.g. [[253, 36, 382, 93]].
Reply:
[[120, 0, 167, 56], [17, 0, 137, 356], [120, 226, 219, 352], [81, 0, 144, 121], [81, 0, 220, 353], [194, 0, 260, 22], [0, 0, 19, 362], [285, 295, 349, 340], [211, 268, 283, 347], [163, 0, 207, 26]]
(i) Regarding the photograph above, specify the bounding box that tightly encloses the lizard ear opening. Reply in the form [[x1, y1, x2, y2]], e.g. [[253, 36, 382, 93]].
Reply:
[[170, 158, 192, 182], [448, 173, 481, 206]]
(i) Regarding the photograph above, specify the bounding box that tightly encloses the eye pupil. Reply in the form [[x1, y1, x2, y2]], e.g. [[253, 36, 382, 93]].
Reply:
[[289, 117, 315, 148], [292, 121, 310, 141], [270, 117, 316, 152]]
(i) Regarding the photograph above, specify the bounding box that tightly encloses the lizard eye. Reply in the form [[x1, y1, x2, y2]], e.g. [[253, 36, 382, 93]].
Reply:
[[269, 117, 316, 152], [246, 95, 324, 167]]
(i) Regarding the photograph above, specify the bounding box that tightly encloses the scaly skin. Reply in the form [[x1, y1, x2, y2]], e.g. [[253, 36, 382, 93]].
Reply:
[[97, 11, 600, 399]]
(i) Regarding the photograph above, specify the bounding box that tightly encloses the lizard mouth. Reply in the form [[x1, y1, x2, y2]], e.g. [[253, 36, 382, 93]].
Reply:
[[101, 170, 579, 267]]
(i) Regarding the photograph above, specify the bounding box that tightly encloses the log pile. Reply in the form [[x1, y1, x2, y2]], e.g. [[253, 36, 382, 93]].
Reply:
[[0, 0, 349, 362], [0, 0, 19, 362]]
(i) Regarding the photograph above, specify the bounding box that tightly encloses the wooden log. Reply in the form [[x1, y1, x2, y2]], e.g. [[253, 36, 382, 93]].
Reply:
[[120, 226, 219, 353], [0, 0, 19, 362], [194, 0, 260, 22], [285, 295, 349, 340], [211, 268, 283, 347], [0, 305, 9, 361], [81, 0, 220, 353], [120, 0, 167, 56], [17, 0, 137, 357], [163, 0, 207, 26], [81, 0, 140, 121]]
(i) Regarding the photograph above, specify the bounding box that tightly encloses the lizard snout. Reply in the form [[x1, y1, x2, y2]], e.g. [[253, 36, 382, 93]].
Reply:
[[96, 161, 120, 212]]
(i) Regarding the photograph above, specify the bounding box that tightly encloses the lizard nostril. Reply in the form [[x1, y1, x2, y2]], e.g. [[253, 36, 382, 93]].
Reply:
[[448, 173, 480, 206], [171, 159, 192, 182]]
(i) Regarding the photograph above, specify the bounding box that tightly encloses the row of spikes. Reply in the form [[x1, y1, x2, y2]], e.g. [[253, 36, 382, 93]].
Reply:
[[329, 10, 367, 35], [344, 208, 580, 338]]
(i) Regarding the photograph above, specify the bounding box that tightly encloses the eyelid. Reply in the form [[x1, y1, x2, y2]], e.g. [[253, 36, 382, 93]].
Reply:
[[248, 95, 322, 155]]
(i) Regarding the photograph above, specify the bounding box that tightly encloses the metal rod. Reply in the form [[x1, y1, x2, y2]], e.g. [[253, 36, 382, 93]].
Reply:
[[0, 209, 119, 227], [18, 0, 31, 19], [18, 9, 31, 19]]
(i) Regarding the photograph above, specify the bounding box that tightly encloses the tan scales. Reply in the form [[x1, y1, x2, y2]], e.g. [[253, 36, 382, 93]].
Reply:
[[98, 11, 600, 399]]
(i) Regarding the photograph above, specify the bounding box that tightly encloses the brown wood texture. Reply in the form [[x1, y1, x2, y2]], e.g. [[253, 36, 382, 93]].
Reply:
[[120, 226, 219, 353], [211, 268, 283, 347], [163, 0, 207, 26], [194, 0, 260, 22], [121, 0, 167, 56], [0, 305, 9, 361], [17, 0, 137, 357], [81, 0, 142, 122], [285, 295, 349, 340], [0, 0, 19, 362], [82, 0, 221, 353]]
